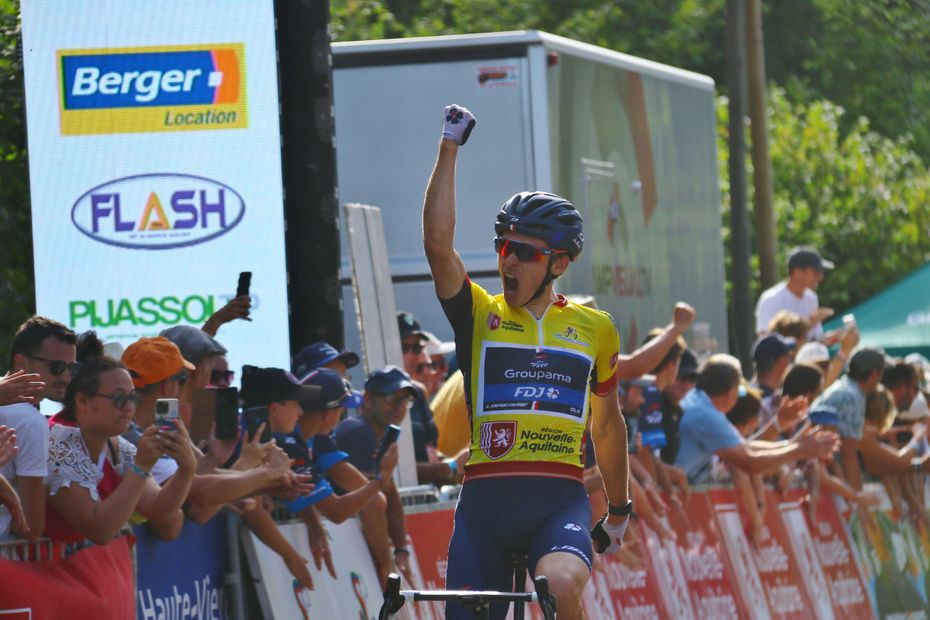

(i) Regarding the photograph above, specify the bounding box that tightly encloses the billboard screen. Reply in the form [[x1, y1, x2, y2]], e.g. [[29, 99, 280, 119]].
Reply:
[[20, 0, 288, 385]]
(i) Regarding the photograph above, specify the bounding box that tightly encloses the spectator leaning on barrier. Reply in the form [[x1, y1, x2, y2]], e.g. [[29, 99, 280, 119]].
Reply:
[[782, 363, 881, 512], [1, 316, 77, 540], [334, 367, 419, 587], [755, 247, 835, 341], [237, 365, 390, 591], [809, 347, 886, 491], [675, 354, 839, 485], [122, 337, 194, 484], [123, 339, 303, 526], [44, 333, 195, 545]]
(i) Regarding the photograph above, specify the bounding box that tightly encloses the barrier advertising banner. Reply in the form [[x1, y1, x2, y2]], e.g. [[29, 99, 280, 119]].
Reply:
[[785, 489, 872, 619], [0, 536, 134, 619], [134, 519, 228, 620], [246, 518, 383, 619], [667, 492, 744, 618], [20, 1, 290, 383]]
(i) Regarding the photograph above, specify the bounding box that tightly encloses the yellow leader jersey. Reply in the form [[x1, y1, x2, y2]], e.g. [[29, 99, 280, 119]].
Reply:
[[439, 279, 620, 483]]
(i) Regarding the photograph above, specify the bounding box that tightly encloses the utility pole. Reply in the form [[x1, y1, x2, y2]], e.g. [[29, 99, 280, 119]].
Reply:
[[726, 0, 754, 375], [746, 0, 778, 289]]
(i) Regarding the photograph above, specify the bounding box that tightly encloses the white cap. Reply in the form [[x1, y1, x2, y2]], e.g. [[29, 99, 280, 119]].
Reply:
[[103, 341, 125, 359], [796, 342, 830, 365], [898, 390, 930, 422], [422, 331, 455, 356]]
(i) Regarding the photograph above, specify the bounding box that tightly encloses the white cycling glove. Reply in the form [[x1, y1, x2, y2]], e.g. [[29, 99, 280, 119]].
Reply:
[[441, 104, 476, 145], [591, 514, 630, 554]]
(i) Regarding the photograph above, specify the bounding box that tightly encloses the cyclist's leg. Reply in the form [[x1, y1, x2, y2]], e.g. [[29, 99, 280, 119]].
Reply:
[[445, 483, 515, 620], [526, 485, 593, 620]]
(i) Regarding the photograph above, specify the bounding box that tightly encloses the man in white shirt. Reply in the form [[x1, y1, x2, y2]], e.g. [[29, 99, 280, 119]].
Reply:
[[755, 247, 834, 340], [1, 316, 78, 540]]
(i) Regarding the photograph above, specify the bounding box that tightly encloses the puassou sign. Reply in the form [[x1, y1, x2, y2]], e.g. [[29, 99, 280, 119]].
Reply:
[[71, 173, 245, 250], [69, 294, 227, 329]]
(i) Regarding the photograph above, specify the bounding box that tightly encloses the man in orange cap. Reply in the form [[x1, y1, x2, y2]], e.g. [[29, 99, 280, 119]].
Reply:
[[123, 337, 195, 431]]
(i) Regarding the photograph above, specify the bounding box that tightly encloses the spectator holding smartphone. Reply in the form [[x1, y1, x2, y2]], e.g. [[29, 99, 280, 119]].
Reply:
[[1, 316, 76, 540], [44, 333, 196, 544], [335, 367, 418, 587]]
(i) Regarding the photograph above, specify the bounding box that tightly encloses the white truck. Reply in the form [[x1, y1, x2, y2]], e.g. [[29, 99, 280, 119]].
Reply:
[[332, 30, 727, 375]]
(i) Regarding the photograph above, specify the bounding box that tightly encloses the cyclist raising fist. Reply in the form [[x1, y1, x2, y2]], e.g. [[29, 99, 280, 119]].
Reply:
[[423, 105, 632, 620]]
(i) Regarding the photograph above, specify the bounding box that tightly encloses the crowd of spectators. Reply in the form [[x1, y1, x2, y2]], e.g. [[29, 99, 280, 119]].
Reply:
[[0, 243, 927, 592]]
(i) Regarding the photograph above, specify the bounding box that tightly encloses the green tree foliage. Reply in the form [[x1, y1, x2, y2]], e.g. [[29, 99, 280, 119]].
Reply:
[[718, 88, 930, 311], [0, 0, 31, 367], [765, 0, 930, 161]]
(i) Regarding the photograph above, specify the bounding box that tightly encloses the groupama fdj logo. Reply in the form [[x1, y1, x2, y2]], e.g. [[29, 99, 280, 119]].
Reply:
[[58, 43, 247, 135], [71, 173, 245, 250]]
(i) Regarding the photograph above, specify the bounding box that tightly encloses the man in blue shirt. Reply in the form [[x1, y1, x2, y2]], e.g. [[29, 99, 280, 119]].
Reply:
[[676, 354, 840, 484]]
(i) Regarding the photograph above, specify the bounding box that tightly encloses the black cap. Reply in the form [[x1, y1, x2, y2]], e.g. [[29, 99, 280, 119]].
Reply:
[[240, 365, 321, 408], [678, 349, 699, 380], [365, 366, 417, 396], [787, 247, 834, 273], [299, 368, 354, 411], [752, 334, 796, 365], [397, 312, 426, 341]]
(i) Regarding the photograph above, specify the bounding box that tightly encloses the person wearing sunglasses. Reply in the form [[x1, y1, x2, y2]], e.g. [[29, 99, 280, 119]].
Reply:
[[335, 367, 426, 587], [44, 332, 196, 546], [208, 356, 235, 389], [422, 105, 631, 620], [0, 316, 78, 540]]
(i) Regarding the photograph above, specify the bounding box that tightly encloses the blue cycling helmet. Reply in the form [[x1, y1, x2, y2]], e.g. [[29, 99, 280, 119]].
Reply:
[[494, 191, 584, 259]]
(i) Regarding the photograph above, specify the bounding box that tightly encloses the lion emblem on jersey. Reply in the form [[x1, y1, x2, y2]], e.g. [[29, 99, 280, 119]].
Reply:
[[480, 421, 516, 460]]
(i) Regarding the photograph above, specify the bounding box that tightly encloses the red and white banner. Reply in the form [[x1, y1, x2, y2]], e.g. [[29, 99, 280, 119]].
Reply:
[[786, 488, 872, 619], [0, 536, 135, 619]]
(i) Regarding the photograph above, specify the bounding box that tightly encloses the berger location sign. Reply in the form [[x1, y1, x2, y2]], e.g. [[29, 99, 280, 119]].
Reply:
[[21, 1, 289, 387]]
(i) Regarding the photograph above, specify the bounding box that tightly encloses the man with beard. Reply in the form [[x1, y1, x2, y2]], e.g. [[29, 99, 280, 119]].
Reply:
[[1, 316, 78, 539]]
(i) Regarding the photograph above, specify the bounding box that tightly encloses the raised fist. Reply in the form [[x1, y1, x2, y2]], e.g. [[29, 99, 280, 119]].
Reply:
[[441, 104, 476, 145]]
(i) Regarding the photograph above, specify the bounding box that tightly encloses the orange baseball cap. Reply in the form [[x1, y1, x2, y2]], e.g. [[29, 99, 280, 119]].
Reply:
[[122, 337, 195, 388]]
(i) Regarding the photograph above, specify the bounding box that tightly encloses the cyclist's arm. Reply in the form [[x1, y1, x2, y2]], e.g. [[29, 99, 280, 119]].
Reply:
[[590, 389, 631, 514], [423, 139, 468, 299]]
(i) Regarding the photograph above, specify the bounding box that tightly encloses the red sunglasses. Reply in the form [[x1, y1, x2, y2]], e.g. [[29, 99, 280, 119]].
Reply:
[[494, 237, 567, 263]]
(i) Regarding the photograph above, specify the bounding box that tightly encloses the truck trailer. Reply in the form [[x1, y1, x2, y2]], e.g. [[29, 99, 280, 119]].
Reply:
[[332, 30, 727, 372]]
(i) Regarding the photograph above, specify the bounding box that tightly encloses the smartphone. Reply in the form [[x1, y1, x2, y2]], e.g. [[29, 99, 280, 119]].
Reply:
[[236, 271, 252, 298], [244, 406, 272, 443], [189, 389, 216, 443], [215, 387, 240, 440], [374, 424, 402, 468], [155, 398, 180, 430]]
